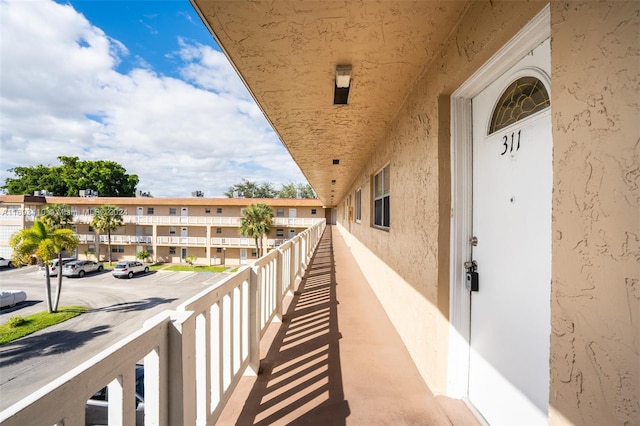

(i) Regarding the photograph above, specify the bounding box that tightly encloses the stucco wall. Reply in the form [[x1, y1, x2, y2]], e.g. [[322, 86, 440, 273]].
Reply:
[[337, 1, 639, 422], [336, 1, 546, 394], [549, 2, 640, 425]]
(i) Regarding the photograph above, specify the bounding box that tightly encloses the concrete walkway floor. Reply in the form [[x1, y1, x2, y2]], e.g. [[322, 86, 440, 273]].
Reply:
[[218, 226, 480, 425]]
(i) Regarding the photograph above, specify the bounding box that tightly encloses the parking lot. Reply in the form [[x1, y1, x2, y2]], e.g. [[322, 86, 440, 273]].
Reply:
[[0, 264, 234, 411]]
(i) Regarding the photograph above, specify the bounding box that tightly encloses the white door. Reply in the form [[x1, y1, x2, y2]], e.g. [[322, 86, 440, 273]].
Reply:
[[137, 207, 143, 216], [288, 208, 296, 225], [180, 227, 188, 244], [240, 248, 247, 264], [469, 39, 552, 425], [180, 207, 188, 223]]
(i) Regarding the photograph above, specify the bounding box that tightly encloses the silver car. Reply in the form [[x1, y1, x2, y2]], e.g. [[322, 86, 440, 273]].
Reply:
[[62, 260, 104, 278], [112, 261, 149, 279], [85, 364, 144, 426]]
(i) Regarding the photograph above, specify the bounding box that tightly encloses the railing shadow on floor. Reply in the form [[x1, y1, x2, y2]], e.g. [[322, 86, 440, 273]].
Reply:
[[234, 226, 351, 425]]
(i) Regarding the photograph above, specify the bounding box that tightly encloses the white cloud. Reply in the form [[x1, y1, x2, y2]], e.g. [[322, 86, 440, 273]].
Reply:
[[0, 0, 306, 198]]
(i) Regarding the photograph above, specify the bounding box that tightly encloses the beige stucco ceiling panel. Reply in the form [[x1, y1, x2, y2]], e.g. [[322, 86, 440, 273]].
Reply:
[[191, 0, 469, 206]]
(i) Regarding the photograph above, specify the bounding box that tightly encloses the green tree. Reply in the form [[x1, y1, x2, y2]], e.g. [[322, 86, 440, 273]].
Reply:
[[277, 183, 316, 198], [136, 250, 151, 262], [225, 179, 276, 198], [91, 205, 124, 264], [2, 156, 139, 196], [9, 220, 79, 313], [239, 203, 273, 258]]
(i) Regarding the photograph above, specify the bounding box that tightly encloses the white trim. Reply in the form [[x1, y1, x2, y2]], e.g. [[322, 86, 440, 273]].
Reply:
[[447, 4, 550, 398]]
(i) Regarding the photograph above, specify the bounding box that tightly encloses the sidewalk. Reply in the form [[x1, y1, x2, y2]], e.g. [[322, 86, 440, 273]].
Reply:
[[218, 225, 478, 425]]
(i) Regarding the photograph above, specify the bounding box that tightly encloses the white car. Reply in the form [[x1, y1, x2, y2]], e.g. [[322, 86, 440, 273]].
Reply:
[[0, 257, 12, 268], [40, 258, 76, 276], [62, 260, 104, 278], [0, 290, 27, 308], [112, 261, 149, 279]]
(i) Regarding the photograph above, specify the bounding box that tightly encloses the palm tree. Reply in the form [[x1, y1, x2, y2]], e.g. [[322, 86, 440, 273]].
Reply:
[[9, 220, 79, 313], [39, 203, 74, 230], [91, 205, 124, 264], [39, 203, 75, 304], [239, 203, 273, 258]]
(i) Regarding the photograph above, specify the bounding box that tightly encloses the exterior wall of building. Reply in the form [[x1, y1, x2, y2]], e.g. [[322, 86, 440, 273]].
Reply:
[[549, 2, 639, 424], [337, 1, 547, 394], [337, 1, 638, 423]]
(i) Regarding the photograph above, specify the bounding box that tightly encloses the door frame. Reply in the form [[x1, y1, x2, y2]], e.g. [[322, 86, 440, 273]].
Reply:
[[447, 4, 550, 398]]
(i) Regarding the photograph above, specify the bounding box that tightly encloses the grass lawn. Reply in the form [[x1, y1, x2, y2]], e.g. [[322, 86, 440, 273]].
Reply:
[[163, 265, 230, 273], [0, 306, 88, 345]]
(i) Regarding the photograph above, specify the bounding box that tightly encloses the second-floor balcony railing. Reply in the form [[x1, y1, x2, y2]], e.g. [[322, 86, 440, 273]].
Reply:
[[77, 234, 153, 244], [76, 234, 293, 248], [0, 220, 325, 426], [71, 215, 324, 227]]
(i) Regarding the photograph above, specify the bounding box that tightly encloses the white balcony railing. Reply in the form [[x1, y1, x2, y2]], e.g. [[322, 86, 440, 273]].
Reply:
[[98, 235, 154, 244], [156, 236, 208, 246], [0, 220, 326, 426], [76, 235, 294, 248], [71, 214, 324, 227]]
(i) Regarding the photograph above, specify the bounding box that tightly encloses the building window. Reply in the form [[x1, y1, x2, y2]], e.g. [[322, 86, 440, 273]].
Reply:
[[490, 76, 550, 134], [111, 245, 125, 253], [216, 248, 222, 253], [355, 188, 362, 223], [276, 228, 284, 237], [251, 250, 257, 257], [216, 208, 222, 214], [216, 228, 222, 234], [373, 164, 390, 229], [169, 208, 177, 215], [169, 227, 176, 235], [311, 209, 317, 215], [88, 226, 94, 232], [169, 247, 176, 254], [205, 208, 211, 214], [147, 207, 154, 215], [276, 208, 284, 217]]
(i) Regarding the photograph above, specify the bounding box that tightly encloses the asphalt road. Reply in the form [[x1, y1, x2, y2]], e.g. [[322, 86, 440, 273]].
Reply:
[[0, 265, 232, 411]]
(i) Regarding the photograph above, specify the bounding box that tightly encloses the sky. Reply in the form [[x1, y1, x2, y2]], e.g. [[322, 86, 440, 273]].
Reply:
[[0, 0, 307, 198]]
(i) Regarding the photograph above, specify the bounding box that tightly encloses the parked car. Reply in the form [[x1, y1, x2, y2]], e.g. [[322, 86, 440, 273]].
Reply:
[[40, 258, 76, 276], [0, 257, 12, 268], [112, 261, 149, 279], [85, 364, 144, 426], [62, 260, 104, 278], [0, 290, 27, 308]]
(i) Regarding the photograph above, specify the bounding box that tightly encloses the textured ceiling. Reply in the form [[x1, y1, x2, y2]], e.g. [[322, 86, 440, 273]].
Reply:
[[191, 0, 469, 207]]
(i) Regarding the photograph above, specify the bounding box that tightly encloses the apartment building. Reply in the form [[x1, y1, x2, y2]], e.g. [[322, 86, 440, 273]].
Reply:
[[0, 195, 325, 265]]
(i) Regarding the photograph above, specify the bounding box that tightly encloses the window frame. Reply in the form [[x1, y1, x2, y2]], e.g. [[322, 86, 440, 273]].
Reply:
[[355, 188, 362, 223], [372, 164, 390, 230]]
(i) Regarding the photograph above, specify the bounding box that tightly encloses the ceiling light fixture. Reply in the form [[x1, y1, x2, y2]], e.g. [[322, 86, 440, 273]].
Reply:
[[334, 65, 352, 105], [335, 65, 352, 88]]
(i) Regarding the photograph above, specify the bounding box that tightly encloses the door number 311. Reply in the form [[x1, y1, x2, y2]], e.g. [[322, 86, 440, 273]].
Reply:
[[501, 130, 521, 155]]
